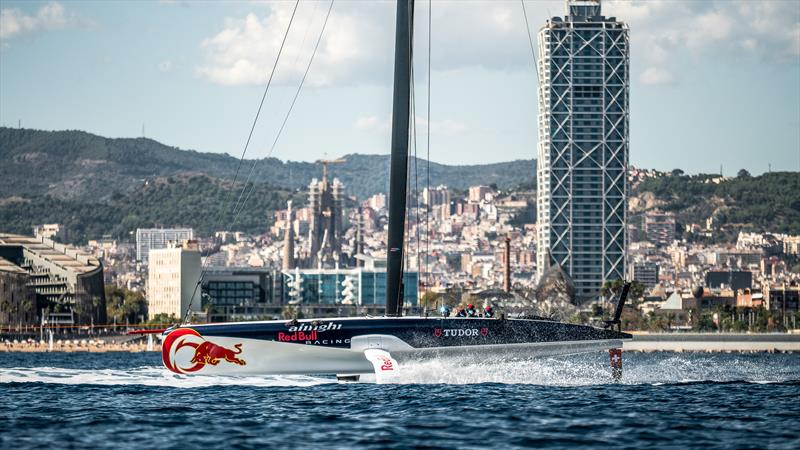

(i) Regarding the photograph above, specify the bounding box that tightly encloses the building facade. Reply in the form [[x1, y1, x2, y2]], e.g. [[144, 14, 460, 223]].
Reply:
[[281, 267, 418, 311], [536, 0, 629, 299], [422, 185, 451, 208], [147, 241, 201, 320], [630, 262, 659, 289], [136, 228, 194, 264], [644, 211, 677, 247], [468, 186, 492, 203], [0, 233, 106, 326], [201, 267, 281, 321], [308, 175, 345, 268]]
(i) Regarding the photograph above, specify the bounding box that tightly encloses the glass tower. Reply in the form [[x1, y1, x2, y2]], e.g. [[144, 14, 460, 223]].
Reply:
[[535, 0, 629, 299]]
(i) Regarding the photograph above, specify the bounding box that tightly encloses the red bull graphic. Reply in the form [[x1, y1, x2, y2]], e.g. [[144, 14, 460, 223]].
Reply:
[[376, 354, 394, 371], [191, 341, 246, 366], [277, 331, 318, 342], [162, 328, 247, 374]]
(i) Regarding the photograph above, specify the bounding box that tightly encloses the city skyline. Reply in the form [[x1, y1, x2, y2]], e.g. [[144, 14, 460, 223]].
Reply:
[[0, 0, 798, 174]]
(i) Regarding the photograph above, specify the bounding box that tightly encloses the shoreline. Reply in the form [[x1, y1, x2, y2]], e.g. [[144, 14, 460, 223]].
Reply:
[[2, 340, 160, 353], [3, 333, 800, 353]]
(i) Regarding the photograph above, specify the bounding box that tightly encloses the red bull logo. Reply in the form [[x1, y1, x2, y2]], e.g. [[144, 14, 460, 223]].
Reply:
[[376, 355, 394, 371], [277, 331, 318, 342], [162, 328, 247, 374]]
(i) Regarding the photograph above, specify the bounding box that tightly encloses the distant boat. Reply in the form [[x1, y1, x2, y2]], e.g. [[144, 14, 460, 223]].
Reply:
[[145, 0, 631, 382]]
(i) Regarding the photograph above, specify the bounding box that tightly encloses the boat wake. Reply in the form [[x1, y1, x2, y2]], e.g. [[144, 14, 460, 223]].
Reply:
[[0, 366, 333, 388], [1, 353, 797, 387], [386, 352, 800, 386]]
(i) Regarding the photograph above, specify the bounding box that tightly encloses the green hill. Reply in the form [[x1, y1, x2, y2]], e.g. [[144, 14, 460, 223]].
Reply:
[[0, 127, 536, 244], [4, 127, 796, 245], [631, 171, 800, 237], [0, 174, 301, 243], [0, 127, 536, 201]]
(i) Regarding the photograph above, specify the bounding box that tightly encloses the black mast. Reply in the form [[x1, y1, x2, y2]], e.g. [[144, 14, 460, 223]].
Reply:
[[385, 0, 413, 317]]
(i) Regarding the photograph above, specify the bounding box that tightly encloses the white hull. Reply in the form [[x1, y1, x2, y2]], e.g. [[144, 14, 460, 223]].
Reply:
[[165, 333, 625, 376]]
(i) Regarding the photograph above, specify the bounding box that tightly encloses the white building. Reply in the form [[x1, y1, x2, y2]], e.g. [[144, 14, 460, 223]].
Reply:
[[147, 241, 202, 320], [367, 193, 387, 211], [136, 228, 194, 264]]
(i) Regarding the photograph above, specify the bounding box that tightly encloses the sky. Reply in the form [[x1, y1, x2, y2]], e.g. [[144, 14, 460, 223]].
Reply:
[[1, 0, 799, 175]]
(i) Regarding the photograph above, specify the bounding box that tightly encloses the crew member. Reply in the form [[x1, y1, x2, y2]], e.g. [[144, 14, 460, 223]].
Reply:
[[456, 307, 467, 317], [484, 306, 494, 318], [466, 304, 477, 317], [439, 305, 451, 317]]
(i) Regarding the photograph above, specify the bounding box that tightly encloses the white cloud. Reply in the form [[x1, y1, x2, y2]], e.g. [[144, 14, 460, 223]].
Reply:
[[414, 115, 467, 135], [640, 67, 674, 86], [605, 0, 800, 84], [196, 0, 800, 88], [354, 114, 466, 136], [354, 115, 383, 131], [0, 2, 72, 40], [196, 1, 554, 87], [196, 2, 391, 87]]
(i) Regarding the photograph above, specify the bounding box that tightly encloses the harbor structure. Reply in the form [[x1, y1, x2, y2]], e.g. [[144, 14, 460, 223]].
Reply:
[[535, 0, 629, 299], [136, 228, 193, 264], [146, 240, 201, 320]]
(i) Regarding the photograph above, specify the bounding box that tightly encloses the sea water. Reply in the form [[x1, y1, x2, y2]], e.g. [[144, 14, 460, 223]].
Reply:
[[1, 352, 799, 449]]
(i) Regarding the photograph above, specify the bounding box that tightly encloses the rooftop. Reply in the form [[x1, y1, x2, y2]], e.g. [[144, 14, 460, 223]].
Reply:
[[0, 233, 101, 275]]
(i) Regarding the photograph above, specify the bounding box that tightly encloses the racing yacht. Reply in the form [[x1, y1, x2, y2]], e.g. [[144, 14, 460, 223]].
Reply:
[[147, 0, 632, 381]]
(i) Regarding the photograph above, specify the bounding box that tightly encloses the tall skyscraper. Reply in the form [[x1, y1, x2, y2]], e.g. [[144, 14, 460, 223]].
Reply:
[[536, 0, 629, 299]]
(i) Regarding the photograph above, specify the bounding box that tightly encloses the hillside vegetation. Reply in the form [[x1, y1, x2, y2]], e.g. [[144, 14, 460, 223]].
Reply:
[[632, 171, 800, 235], [2, 127, 797, 244], [0, 127, 535, 200], [0, 175, 301, 243]]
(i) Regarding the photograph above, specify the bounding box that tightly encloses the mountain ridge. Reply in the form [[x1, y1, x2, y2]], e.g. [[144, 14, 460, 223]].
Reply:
[[0, 127, 537, 201]]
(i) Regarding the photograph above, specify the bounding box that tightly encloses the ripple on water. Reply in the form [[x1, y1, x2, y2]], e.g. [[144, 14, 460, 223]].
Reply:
[[1, 352, 799, 449]]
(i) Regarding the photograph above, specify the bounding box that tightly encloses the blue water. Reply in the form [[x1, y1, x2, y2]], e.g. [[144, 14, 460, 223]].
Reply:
[[1, 352, 799, 449]]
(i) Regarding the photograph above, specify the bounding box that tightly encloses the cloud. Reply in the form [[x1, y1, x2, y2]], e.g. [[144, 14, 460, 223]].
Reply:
[[354, 116, 383, 131], [0, 2, 73, 40], [196, 0, 800, 88], [196, 1, 553, 87], [354, 114, 466, 135], [414, 116, 467, 135], [605, 0, 800, 84], [640, 67, 674, 86], [196, 2, 391, 87]]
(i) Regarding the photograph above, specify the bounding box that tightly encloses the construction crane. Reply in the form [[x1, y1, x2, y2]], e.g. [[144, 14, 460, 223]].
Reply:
[[316, 158, 346, 182]]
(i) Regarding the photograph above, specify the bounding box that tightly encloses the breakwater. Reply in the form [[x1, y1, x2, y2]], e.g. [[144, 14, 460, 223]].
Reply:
[[624, 333, 800, 352]]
